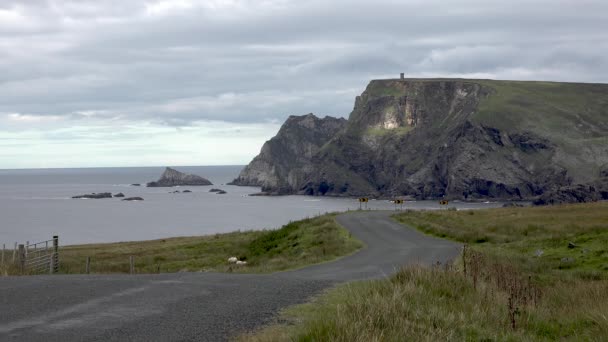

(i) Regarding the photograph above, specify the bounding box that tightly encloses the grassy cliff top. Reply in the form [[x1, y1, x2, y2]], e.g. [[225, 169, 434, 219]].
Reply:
[[359, 78, 608, 181]]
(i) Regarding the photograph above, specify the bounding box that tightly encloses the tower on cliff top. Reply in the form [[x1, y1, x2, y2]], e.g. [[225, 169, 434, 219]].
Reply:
[[400, 73, 404, 79]]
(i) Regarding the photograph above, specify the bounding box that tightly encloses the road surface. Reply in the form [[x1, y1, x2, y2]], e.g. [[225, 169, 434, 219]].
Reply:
[[0, 211, 460, 341]]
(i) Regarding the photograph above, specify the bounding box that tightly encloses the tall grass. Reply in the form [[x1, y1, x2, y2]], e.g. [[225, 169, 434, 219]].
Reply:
[[2, 214, 362, 275], [394, 202, 608, 281], [241, 203, 608, 341], [241, 264, 608, 341]]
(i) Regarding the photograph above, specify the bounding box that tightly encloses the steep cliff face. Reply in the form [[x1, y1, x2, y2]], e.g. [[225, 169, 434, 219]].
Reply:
[[234, 79, 608, 200], [229, 114, 347, 193]]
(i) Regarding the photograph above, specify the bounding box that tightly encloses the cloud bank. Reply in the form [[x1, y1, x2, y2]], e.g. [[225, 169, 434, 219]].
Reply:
[[1, 0, 607, 168]]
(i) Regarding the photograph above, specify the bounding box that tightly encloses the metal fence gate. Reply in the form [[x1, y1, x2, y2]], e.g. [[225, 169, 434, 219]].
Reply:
[[19, 236, 59, 274]]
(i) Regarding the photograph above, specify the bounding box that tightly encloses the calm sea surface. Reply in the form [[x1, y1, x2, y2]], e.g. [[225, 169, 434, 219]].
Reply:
[[0, 166, 504, 245]]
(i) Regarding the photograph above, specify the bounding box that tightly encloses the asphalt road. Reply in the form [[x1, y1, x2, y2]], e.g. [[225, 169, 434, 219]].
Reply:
[[0, 211, 460, 342]]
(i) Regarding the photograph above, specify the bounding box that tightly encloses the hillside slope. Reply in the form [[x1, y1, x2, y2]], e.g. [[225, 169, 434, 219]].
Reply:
[[233, 79, 608, 200]]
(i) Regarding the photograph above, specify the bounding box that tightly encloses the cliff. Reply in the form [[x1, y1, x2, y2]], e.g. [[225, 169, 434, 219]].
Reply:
[[147, 167, 213, 187], [229, 114, 347, 193], [233, 79, 608, 201]]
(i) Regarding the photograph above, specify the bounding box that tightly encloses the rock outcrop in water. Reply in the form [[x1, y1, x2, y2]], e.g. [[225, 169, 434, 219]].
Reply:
[[147, 167, 212, 187], [232, 78, 608, 203], [72, 192, 113, 199]]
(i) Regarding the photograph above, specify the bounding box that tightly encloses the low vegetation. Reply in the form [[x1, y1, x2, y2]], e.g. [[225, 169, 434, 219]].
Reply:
[[241, 202, 608, 341], [1, 214, 362, 275], [394, 202, 608, 280]]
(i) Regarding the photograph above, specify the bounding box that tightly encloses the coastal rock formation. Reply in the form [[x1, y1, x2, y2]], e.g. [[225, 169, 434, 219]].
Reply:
[[72, 192, 112, 199], [114, 193, 125, 198], [229, 114, 347, 194], [147, 167, 212, 187], [122, 197, 144, 201], [232, 78, 608, 202]]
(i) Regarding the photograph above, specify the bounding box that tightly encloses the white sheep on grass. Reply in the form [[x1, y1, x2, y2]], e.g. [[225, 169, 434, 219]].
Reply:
[[227, 256, 238, 263]]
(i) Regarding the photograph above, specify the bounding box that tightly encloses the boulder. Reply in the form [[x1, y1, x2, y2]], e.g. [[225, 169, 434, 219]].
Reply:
[[72, 192, 112, 199], [147, 167, 212, 187], [114, 193, 125, 198]]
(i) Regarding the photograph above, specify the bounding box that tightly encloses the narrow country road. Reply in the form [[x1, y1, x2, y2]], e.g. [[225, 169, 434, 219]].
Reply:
[[0, 211, 460, 341]]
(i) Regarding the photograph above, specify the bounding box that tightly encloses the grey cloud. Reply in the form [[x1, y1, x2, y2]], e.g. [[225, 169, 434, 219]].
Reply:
[[1, 0, 607, 128]]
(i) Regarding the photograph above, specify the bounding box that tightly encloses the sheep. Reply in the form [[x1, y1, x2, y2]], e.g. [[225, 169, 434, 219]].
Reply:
[[236, 260, 248, 265], [227, 257, 238, 263]]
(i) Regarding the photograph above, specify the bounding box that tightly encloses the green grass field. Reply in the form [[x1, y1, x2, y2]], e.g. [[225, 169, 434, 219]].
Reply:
[[241, 203, 608, 341], [0, 214, 362, 275]]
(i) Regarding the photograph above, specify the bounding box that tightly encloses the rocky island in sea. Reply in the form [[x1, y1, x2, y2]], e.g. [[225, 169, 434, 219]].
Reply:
[[147, 167, 213, 187], [72, 192, 113, 199]]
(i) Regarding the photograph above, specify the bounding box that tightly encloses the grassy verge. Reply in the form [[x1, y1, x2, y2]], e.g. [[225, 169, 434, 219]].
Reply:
[[240, 203, 608, 341], [2, 214, 362, 275], [394, 202, 608, 281]]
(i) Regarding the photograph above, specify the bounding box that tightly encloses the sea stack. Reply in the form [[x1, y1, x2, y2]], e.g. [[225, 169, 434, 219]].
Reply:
[[147, 167, 213, 187]]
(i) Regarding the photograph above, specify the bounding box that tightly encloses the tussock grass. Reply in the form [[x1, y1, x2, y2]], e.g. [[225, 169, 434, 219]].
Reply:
[[394, 202, 608, 280], [2, 214, 362, 275], [241, 203, 608, 341], [240, 265, 608, 341]]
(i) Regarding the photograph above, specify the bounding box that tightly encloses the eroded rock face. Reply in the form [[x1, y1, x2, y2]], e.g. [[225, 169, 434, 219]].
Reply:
[[228, 114, 347, 194], [147, 167, 212, 187], [232, 78, 608, 201]]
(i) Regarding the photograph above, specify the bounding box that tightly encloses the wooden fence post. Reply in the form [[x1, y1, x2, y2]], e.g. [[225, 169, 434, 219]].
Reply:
[[53, 236, 59, 274], [49, 253, 55, 274], [18, 244, 25, 274], [129, 256, 135, 275], [86, 257, 91, 274]]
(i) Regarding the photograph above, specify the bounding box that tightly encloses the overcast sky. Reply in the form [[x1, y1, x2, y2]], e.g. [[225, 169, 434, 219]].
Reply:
[[1, 0, 607, 168]]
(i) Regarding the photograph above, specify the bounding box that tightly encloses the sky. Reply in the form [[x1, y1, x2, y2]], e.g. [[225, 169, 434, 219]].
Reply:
[[1, 0, 607, 169]]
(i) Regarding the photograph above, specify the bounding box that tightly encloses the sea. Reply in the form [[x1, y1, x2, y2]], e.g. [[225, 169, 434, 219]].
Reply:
[[0, 166, 504, 245]]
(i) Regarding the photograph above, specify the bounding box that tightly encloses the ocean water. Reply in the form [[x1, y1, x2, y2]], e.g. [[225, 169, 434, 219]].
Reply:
[[0, 166, 504, 245]]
